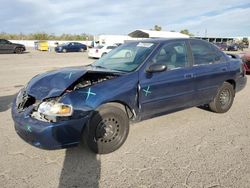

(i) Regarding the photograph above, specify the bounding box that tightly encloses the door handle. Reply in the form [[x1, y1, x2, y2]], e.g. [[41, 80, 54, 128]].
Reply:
[[184, 73, 194, 79]]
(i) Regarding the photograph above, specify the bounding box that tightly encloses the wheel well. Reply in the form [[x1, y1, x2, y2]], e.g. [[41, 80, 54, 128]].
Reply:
[[225, 80, 236, 90], [100, 102, 135, 120]]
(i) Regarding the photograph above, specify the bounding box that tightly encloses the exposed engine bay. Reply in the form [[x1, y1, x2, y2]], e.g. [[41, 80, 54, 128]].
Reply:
[[72, 72, 119, 90]]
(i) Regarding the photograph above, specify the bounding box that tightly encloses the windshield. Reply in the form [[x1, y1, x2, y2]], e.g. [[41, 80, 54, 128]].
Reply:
[[92, 41, 157, 72]]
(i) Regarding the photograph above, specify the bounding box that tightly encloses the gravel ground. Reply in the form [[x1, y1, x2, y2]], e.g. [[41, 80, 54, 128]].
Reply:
[[0, 49, 250, 188]]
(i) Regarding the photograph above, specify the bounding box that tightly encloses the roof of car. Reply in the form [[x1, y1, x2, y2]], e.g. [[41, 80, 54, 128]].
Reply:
[[138, 38, 197, 42], [126, 38, 212, 45]]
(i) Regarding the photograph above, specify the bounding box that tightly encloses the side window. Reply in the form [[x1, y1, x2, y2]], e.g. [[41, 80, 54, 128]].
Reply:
[[0, 40, 7, 44], [152, 41, 188, 70], [190, 40, 217, 65]]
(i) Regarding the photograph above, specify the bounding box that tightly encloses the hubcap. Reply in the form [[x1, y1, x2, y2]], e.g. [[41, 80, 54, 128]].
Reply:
[[96, 117, 120, 143], [219, 89, 230, 106]]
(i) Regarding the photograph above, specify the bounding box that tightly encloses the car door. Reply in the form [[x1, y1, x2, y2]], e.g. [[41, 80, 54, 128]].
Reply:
[[71, 42, 78, 52], [0, 39, 4, 53], [139, 41, 195, 118], [0, 39, 12, 53], [67, 43, 74, 52], [188, 40, 230, 106]]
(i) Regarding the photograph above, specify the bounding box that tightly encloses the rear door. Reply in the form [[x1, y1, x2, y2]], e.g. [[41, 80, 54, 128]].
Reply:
[[188, 40, 229, 105], [72, 42, 79, 52], [139, 41, 195, 118]]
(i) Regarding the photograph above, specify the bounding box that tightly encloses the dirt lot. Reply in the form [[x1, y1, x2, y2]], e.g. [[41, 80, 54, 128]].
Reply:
[[0, 49, 250, 188]]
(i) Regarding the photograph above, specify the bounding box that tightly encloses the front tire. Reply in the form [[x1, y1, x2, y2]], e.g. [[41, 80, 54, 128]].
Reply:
[[84, 104, 129, 154], [62, 49, 67, 53], [209, 82, 235, 113], [14, 47, 23, 54]]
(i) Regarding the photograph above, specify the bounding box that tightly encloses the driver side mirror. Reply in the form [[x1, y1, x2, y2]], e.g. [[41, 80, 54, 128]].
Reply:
[[146, 64, 167, 73]]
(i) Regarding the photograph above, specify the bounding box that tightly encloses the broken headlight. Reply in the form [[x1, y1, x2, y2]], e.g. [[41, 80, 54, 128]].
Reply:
[[38, 101, 73, 117]]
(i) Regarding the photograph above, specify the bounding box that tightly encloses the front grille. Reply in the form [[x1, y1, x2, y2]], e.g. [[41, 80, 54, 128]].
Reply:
[[16, 89, 36, 112]]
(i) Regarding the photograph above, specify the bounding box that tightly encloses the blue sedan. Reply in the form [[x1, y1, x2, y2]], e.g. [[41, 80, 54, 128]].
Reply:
[[55, 42, 87, 53], [12, 39, 247, 154]]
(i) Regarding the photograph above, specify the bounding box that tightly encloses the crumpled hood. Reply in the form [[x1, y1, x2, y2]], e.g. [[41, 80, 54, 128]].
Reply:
[[26, 67, 88, 100]]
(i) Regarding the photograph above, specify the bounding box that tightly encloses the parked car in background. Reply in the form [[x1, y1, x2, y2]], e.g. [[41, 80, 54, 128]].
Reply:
[[55, 42, 87, 53], [241, 52, 250, 74], [88, 44, 117, 58], [12, 39, 247, 154], [0, 39, 26, 54], [214, 42, 228, 51], [227, 44, 238, 51]]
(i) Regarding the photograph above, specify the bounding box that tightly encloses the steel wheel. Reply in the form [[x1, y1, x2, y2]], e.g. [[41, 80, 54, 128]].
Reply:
[[84, 104, 129, 154], [96, 117, 121, 144], [219, 89, 231, 109], [209, 82, 234, 113]]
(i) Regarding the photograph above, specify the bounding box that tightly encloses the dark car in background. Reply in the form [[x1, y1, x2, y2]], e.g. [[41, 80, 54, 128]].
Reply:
[[214, 42, 228, 51], [12, 39, 247, 154], [227, 44, 239, 51], [0, 39, 26, 54], [55, 42, 87, 53]]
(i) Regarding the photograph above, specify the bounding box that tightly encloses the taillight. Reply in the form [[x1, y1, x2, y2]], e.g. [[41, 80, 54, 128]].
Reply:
[[242, 63, 246, 76], [95, 49, 98, 53]]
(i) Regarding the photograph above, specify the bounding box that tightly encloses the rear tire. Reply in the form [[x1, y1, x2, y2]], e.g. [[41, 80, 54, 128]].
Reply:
[[209, 82, 235, 113], [84, 104, 129, 154]]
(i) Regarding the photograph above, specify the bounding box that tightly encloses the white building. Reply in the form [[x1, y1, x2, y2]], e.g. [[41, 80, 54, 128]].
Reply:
[[128, 29, 190, 38], [94, 35, 133, 45]]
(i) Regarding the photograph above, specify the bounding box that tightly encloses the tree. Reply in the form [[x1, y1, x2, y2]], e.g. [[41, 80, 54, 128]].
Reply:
[[152, 25, 162, 31], [180, 29, 194, 36], [0, 32, 93, 41], [242, 37, 249, 46]]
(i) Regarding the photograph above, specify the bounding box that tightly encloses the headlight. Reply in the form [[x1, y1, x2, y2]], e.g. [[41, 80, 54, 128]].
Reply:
[[38, 101, 73, 117]]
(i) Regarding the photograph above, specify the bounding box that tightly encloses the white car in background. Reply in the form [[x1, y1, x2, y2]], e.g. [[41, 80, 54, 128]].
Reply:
[[88, 45, 117, 58]]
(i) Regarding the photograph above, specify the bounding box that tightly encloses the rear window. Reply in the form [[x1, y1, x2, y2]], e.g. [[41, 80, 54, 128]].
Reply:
[[190, 40, 219, 65]]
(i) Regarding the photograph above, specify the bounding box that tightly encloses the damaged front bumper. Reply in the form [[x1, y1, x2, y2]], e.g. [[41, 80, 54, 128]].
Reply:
[[11, 98, 90, 150]]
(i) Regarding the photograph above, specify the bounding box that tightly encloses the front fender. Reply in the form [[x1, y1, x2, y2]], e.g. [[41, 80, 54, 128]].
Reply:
[[59, 71, 139, 118]]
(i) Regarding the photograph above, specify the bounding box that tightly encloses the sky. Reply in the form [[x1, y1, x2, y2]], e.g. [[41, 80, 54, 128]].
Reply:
[[1, 0, 250, 37]]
